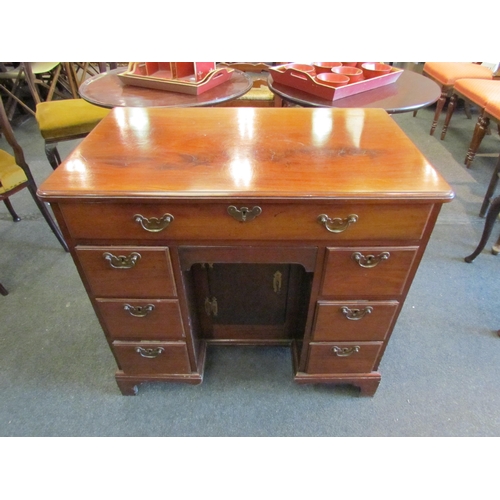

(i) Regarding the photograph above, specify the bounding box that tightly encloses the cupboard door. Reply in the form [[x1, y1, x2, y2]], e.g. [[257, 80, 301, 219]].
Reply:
[[190, 263, 310, 341], [208, 264, 290, 326]]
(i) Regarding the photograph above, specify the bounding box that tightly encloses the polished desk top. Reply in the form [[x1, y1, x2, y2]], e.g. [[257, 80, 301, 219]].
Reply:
[[39, 107, 453, 203], [268, 69, 441, 113], [79, 68, 253, 108]]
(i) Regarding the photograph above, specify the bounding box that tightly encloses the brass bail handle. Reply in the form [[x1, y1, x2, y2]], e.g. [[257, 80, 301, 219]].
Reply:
[[332, 346, 360, 357], [341, 306, 373, 320], [124, 304, 155, 317], [227, 205, 262, 222], [103, 251, 141, 269], [352, 251, 390, 268], [134, 213, 174, 232], [317, 214, 358, 233], [136, 347, 164, 358]]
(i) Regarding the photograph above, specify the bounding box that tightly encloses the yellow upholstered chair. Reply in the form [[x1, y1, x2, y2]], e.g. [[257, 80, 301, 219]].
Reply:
[[35, 98, 110, 169], [23, 62, 111, 169], [0, 95, 68, 257], [218, 63, 283, 107], [419, 62, 493, 135]]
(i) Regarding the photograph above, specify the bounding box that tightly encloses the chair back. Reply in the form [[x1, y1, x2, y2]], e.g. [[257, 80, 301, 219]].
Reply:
[[22, 63, 43, 106], [24, 62, 119, 104], [0, 93, 30, 176], [0, 93, 69, 252]]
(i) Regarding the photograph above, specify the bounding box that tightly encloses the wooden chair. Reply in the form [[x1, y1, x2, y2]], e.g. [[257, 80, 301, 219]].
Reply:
[[0, 62, 76, 120], [218, 63, 283, 107], [68, 63, 118, 89], [0, 95, 68, 253], [23, 62, 111, 169], [417, 62, 493, 135], [440, 80, 500, 167]]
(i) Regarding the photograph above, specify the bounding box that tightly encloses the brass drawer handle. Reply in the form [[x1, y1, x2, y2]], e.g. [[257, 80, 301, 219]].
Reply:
[[341, 306, 373, 320], [352, 251, 390, 268], [227, 205, 262, 222], [134, 213, 174, 232], [332, 346, 360, 357], [124, 304, 155, 317], [135, 347, 164, 358], [103, 252, 141, 269], [317, 214, 358, 233]]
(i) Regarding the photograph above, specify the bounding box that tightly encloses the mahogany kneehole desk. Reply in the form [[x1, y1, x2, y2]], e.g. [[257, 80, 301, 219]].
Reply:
[[38, 107, 454, 396]]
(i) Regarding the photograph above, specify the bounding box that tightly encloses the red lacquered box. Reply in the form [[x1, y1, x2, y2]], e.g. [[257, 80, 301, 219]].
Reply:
[[269, 64, 403, 101], [118, 62, 233, 95]]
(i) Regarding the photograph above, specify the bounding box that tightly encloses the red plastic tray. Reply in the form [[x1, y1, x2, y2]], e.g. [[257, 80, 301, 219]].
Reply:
[[118, 63, 233, 95], [269, 64, 403, 101]]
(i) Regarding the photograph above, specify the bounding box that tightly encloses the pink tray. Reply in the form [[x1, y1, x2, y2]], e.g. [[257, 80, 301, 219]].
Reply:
[[269, 64, 403, 101], [118, 63, 234, 95]]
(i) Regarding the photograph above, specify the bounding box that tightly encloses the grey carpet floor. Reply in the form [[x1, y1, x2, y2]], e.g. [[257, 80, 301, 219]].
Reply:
[[1, 102, 499, 437]]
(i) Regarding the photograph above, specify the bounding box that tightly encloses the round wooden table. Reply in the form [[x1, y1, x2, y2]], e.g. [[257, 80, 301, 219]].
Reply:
[[79, 68, 253, 108], [268, 69, 441, 114]]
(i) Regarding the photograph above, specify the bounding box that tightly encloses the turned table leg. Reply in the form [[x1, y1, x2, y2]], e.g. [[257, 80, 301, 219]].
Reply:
[[441, 93, 458, 140], [430, 90, 447, 136], [465, 114, 489, 168]]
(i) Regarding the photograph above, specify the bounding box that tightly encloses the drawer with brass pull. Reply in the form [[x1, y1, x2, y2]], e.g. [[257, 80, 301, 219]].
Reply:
[[112, 341, 191, 375], [312, 300, 399, 342], [75, 246, 177, 298], [59, 202, 432, 242], [95, 299, 185, 340], [321, 246, 419, 297], [306, 342, 383, 374]]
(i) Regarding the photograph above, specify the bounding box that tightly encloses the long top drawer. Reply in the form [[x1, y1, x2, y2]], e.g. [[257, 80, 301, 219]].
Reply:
[[59, 202, 433, 241]]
